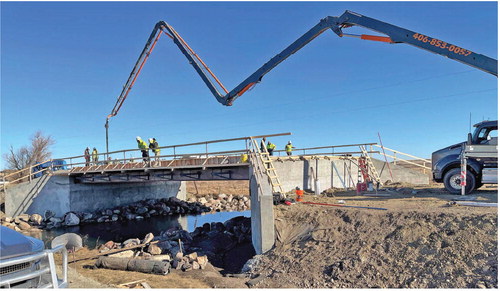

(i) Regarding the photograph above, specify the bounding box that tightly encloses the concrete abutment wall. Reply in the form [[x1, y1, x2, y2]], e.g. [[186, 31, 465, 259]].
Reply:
[[272, 157, 429, 193], [5, 174, 186, 217]]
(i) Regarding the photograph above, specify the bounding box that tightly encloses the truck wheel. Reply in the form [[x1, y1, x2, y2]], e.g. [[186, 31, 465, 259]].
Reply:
[[443, 168, 476, 194]]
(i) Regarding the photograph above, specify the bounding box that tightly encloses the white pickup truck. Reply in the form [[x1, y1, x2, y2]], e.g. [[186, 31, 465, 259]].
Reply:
[[0, 226, 68, 288]]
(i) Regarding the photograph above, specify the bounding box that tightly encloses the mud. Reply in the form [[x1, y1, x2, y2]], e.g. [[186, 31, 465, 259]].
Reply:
[[248, 193, 498, 288]]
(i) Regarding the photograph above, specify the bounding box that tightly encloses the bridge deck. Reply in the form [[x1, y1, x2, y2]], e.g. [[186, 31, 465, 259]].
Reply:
[[69, 155, 246, 175]]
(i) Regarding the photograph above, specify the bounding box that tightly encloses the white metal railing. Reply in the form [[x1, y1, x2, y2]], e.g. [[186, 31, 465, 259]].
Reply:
[[373, 144, 431, 171], [0, 245, 68, 288]]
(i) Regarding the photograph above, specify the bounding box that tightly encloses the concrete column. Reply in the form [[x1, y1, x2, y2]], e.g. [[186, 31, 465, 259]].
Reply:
[[249, 165, 275, 254]]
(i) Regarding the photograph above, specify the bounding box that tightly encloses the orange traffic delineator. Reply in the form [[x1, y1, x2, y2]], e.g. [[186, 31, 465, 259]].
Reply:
[[296, 189, 304, 202]]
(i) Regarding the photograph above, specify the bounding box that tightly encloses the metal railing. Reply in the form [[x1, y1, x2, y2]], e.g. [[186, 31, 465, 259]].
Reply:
[[272, 142, 379, 157], [0, 244, 68, 288], [2, 159, 59, 191], [3, 133, 292, 181], [373, 145, 431, 172]]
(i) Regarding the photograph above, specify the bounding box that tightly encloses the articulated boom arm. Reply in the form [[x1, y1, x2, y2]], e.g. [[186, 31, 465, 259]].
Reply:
[[107, 10, 497, 120], [222, 10, 497, 105]]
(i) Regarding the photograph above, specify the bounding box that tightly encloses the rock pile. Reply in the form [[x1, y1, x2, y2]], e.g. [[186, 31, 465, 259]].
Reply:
[[1, 214, 44, 232], [93, 216, 253, 274], [171, 252, 209, 271], [1, 197, 211, 230], [188, 194, 251, 212]]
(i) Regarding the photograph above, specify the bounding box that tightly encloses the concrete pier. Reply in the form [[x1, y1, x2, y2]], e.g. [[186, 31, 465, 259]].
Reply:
[[249, 165, 275, 254]]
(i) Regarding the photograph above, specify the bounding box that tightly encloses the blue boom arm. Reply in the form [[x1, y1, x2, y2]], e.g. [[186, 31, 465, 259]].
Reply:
[[220, 10, 497, 105], [108, 10, 497, 119]]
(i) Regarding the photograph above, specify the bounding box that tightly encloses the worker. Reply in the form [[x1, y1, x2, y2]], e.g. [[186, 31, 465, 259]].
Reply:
[[91, 147, 98, 165], [148, 138, 160, 162], [285, 141, 295, 156], [260, 137, 267, 153], [267, 141, 276, 156], [136, 136, 149, 163], [84, 147, 90, 166]]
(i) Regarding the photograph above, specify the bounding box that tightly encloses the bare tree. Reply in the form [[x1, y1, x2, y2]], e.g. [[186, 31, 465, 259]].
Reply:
[[3, 131, 55, 170]]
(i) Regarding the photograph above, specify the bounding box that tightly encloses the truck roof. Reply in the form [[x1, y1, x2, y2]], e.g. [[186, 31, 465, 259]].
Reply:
[[473, 120, 498, 128]]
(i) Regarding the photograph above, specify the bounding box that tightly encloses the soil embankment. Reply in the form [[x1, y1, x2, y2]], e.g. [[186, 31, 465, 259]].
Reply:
[[248, 190, 498, 288]]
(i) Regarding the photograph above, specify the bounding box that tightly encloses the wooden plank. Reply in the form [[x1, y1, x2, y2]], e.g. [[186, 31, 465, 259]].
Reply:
[[69, 240, 160, 263]]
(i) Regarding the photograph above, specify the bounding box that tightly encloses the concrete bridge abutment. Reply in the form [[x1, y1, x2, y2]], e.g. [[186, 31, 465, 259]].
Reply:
[[5, 174, 186, 217]]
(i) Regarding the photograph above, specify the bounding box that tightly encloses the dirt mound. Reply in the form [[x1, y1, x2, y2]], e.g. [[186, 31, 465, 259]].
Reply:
[[250, 204, 498, 288], [186, 181, 249, 196]]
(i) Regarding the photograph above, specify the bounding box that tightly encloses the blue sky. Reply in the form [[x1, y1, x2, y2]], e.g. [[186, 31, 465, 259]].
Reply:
[[1, 1, 497, 169]]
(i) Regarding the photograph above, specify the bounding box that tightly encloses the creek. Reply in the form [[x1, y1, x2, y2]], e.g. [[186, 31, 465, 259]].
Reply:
[[40, 210, 251, 249]]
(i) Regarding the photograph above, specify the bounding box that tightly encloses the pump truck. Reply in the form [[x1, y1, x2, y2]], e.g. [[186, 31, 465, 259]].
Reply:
[[432, 120, 498, 194], [105, 10, 497, 159]]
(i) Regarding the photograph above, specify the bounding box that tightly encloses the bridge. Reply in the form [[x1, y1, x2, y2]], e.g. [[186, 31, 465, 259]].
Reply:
[[3, 133, 430, 254]]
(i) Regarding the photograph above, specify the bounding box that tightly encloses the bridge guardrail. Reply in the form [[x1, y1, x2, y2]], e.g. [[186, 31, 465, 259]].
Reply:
[[373, 145, 431, 173]]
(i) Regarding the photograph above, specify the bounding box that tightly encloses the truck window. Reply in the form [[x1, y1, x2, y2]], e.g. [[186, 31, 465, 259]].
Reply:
[[479, 128, 498, 144]]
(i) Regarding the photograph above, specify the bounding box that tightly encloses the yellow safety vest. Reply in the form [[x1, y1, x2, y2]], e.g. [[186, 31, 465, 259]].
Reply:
[[285, 144, 293, 152], [137, 140, 147, 150], [267, 143, 276, 150]]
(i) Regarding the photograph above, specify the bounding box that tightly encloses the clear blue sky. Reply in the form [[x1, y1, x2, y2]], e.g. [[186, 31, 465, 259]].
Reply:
[[1, 1, 497, 169]]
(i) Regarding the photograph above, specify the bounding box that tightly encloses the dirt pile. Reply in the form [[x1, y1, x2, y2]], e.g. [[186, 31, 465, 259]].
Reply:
[[186, 181, 249, 196], [249, 204, 498, 288]]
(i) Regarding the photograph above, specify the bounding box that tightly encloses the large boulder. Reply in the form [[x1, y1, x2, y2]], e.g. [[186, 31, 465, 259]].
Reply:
[[29, 214, 43, 225], [109, 250, 135, 258], [136, 207, 148, 215], [44, 210, 55, 221], [51, 233, 83, 252], [147, 244, 162, 255], [63, 212, 80, 226], [123, 238, 141, 248], [18, 221, 31, 230]]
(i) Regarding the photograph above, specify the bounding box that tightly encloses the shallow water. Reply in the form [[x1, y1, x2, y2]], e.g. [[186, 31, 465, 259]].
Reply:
[[41, 210, 250, 249]]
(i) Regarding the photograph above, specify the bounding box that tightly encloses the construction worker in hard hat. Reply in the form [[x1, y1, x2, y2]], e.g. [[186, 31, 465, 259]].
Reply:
[[148, 138, 160, 164], [136, 136, 149, 163], [84, 147, 90, 166], [285, 141, 295, 156], [267, 141, 276, 156], [91, 147, 99, 165], [260, 137, 267, 153]]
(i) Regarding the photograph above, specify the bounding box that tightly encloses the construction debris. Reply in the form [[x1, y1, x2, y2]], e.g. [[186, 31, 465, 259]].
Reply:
[[450, 201, 498, 207], [302, 201, 387, 211]]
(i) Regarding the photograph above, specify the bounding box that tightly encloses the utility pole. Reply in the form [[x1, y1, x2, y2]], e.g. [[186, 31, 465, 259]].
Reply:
[[105, 119, 109, 160]]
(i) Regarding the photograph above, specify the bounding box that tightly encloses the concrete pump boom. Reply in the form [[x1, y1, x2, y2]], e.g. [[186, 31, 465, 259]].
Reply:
[[105, 10, 497, 152]]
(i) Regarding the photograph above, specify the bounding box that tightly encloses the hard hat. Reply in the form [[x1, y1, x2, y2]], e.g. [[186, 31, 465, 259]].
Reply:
[[149, 138, 153, 143], [288, 141, 292, 144], [136, 136, 141, 140]]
